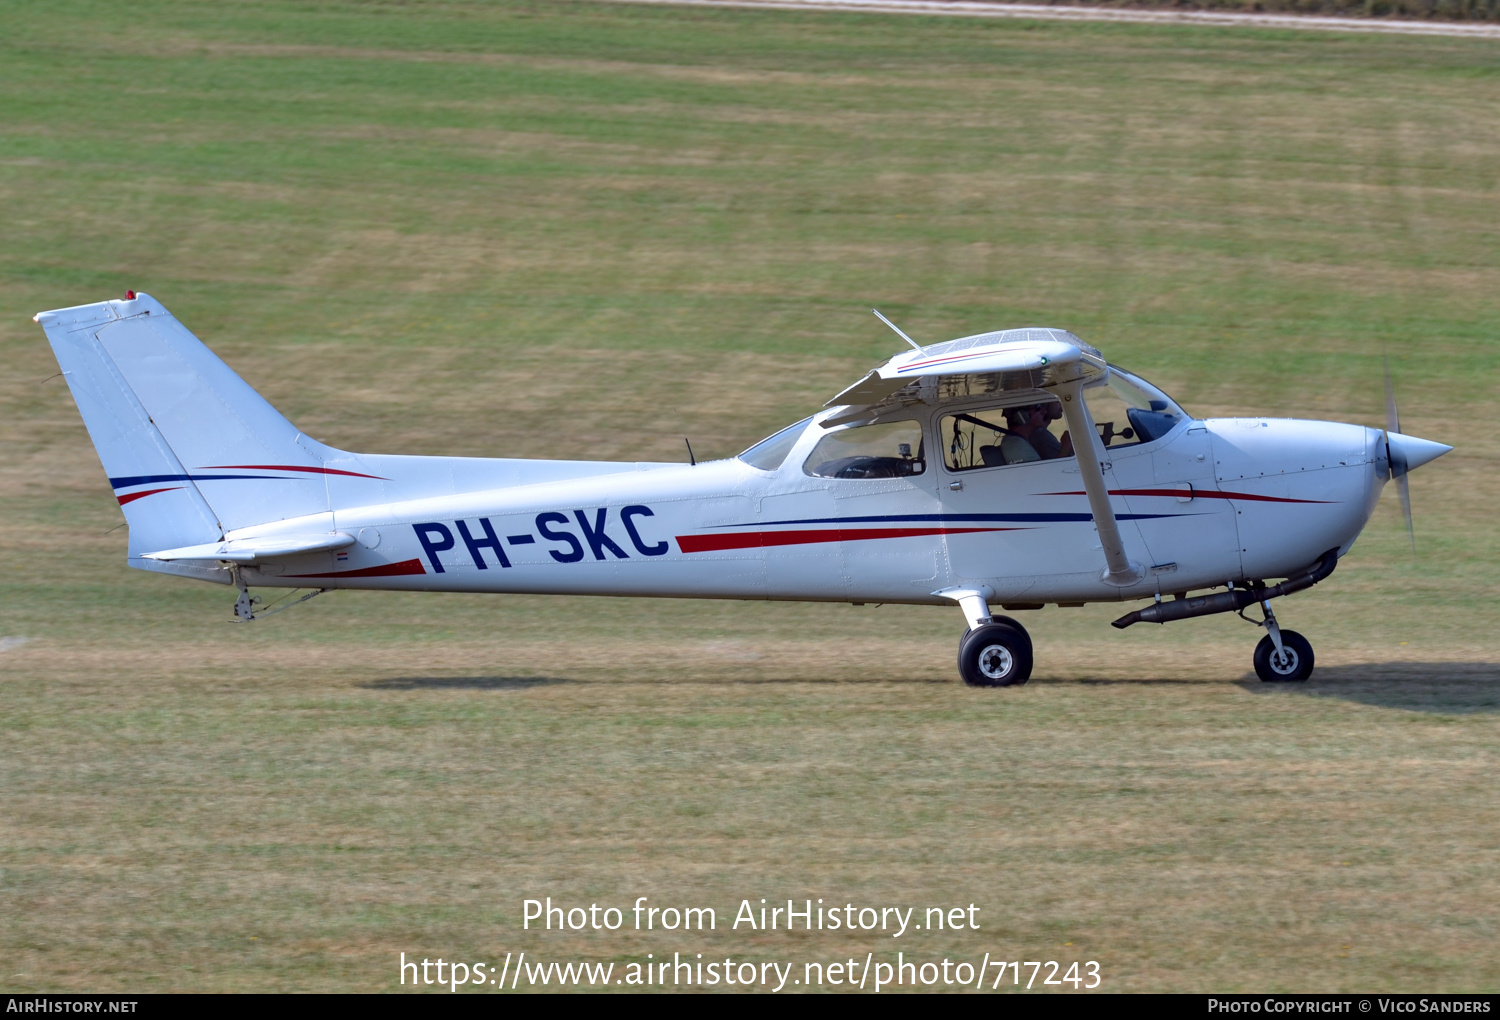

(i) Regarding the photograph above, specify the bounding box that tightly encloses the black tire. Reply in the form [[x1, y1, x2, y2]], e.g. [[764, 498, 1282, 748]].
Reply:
[[1253, 630, 1314, 682], [958, 622, 1033, 688]]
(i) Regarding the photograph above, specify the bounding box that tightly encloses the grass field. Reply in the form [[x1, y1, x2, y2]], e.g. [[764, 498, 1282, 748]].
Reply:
[[2, 0, 1498, 993]]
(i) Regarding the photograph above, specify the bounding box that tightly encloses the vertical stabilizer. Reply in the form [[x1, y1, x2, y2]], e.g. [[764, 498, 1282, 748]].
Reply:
[[35, 293, 342, 570]]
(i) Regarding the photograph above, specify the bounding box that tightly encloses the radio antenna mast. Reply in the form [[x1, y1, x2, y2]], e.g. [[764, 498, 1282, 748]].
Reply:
[[873, 308, 922, 351]]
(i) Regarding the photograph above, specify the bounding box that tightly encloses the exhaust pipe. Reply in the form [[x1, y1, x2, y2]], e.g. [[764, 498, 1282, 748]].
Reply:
[[1111, 549, 1339, 629]]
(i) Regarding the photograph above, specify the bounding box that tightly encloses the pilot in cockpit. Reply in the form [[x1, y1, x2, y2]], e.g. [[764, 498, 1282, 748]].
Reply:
[[1001, 403, 1074, 464]]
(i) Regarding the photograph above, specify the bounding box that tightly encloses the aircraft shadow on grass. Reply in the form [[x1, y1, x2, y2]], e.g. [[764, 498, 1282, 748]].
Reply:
[[363, 676, 562, 691], [360, 665, 1498, 711], [362, 675, 956, 689], [1236, 662, 1500, 715]]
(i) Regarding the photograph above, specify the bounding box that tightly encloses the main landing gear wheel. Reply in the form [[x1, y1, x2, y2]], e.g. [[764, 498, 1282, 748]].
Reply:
[[1253, 629, 1314, 683], [958, 621, 1033, 688]]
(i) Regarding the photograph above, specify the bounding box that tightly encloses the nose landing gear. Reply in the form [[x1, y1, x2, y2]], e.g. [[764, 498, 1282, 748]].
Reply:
[[1246, 596, 1314, 683]]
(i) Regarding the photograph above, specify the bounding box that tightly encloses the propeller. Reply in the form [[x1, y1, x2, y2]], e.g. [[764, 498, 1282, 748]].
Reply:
[[1383, 355, 1416, 556]]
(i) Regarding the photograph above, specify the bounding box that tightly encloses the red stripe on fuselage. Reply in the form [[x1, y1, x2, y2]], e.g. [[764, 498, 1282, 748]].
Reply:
[[286, 558, 426, 578], [1040, 488, 1332, 504], [200, 464, 386, 480], [117, 486, 181, 505], [676, 526, 1019, 553]]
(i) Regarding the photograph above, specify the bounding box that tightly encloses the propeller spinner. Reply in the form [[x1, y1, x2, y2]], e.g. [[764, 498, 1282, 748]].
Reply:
[[1383, 357, 1453, 553]]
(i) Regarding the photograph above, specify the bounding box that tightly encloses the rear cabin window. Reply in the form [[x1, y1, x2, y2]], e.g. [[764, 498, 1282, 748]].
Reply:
[[803, 420, 925, 479], [941, 401, 1075, 471]]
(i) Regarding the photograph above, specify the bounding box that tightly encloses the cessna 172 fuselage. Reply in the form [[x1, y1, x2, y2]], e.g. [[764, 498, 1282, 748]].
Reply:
[[36, 293, 1450, 686]]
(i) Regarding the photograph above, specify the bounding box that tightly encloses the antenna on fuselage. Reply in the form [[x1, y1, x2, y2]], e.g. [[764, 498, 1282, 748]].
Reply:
[[873, 308, 923, 351]]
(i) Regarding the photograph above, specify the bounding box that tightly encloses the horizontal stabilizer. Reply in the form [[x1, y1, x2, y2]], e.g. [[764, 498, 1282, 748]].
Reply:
[[144, 532, 355, 563]]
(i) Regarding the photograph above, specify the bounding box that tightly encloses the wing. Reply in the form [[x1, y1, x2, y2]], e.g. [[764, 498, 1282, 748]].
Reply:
[[824, 327, 1107, 426]]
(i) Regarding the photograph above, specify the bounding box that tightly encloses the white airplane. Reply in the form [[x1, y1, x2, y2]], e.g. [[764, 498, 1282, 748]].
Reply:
[[36, 293, 1451, 686]]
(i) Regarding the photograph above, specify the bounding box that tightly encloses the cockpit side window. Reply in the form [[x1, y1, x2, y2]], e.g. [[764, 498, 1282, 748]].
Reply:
[[941, 400, 1075, 471], [803, 419, 925, 479]]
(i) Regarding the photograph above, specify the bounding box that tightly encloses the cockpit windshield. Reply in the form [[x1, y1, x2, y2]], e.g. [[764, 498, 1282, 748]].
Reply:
[[1082, 366, 1189, 447], [738, 417, 811, 472], [1107, 366, 1187, 419]]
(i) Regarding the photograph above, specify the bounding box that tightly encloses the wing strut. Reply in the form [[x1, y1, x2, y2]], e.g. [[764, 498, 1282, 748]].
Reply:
[[1050, 379, 1142, 586]]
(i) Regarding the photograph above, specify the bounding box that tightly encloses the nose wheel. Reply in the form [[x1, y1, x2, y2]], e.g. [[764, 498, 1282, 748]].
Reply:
[[958, 619, 1033, 687], [1253, 629, 1314, 682], [1244, 594, 1314, 682]]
